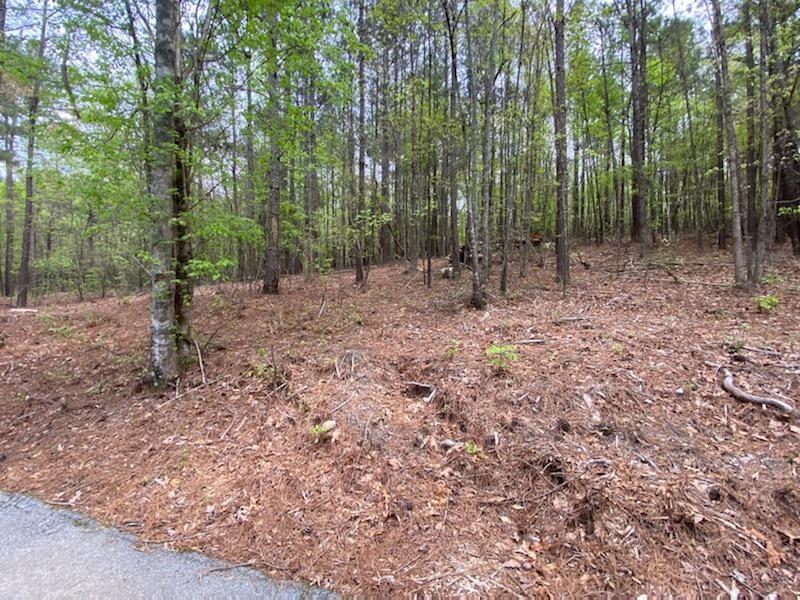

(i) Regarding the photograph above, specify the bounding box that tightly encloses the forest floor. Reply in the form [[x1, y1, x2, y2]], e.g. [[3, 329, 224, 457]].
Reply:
[[1, 242, 799, 597]]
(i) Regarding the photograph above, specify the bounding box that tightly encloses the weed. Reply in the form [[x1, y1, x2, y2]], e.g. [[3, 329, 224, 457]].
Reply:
[[753, 294, 779, 313], [35, 312, 57, 328], [485, 343, 518, 371], [761, 273, 783, 286], [445, 339, 461, 358], [211, 294, 225, 310], [47, 325, 76, 338], [310, 420, 338, 443], [727, 339, 745, 353], [464, 440, 481, 456], [246, 348, 289, 389]]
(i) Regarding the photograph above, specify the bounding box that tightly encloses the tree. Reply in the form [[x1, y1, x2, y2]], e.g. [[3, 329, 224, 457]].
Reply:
[[354, 0, 367, 287], [16, 0, 49, 308], [554, 0, 569, 285], [709, 0, 748, 286], [751, 0, 771, 282], [624, 0, 650, 250], [149, 0, 180, 385]]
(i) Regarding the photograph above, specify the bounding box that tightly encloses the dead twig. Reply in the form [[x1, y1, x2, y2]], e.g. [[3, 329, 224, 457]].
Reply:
[[330, 391, 357, 413], [202, 560, 290, 575], [554, 315, 592, 324], [193, 339, 207, 385]]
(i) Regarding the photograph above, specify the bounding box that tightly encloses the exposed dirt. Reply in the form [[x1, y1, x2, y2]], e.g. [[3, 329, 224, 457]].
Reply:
[[1, 243, 799, 596]]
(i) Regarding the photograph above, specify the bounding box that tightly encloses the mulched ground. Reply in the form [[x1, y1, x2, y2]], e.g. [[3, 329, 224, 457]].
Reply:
[[1, 242, 798, 597]]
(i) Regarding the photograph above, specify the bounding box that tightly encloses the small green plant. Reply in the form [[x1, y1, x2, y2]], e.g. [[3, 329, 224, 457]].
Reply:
[[310, 420, 338, 443], [761, 273, 783, 286], [464, 440, 481, 456], [727, 339, 745, 353], [47, 325, 76, 338], [35, 312, 57, 328], [611, 342, 624, 354], [485, 343, 518, 371], [754, 294, 779, 313], [211, 294, 225, 310], [445, 339, 461, 358], [344, 303, 364, 326], [246, 348, 289, 388]]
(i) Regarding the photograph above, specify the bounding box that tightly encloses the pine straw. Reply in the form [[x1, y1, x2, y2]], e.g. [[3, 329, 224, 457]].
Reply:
[[1, 242, 799, 596]]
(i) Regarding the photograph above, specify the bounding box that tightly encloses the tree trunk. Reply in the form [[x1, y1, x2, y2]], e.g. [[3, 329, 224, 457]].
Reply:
[[710, 0, 748, 286], [380, 45, 392, 264], [263, 29, 281, 295], [742, 0, 757, 249], [671, 0, 703, 250], [0, 0, 12, 298], [443, 0, 460, 277], [463, 0, 485, 308], [751, 0, 771, 283], [149, 0, 179, 385], [244, 54, 256, 278], [715, 65, 726, 250], [554, 0, 569, 286], [626, 0, 650, 250], [16, 0, 48, 308], [354, 0, 366, 285], [3, 116, 13, 297], [173, 98, 192, 362]]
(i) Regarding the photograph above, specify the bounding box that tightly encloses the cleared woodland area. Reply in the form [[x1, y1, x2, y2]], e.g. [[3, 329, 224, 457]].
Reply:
[[1, 244, 798, 597]]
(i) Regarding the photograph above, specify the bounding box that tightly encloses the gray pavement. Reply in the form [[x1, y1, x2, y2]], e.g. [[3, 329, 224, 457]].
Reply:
[[0, 491, 333, 599]]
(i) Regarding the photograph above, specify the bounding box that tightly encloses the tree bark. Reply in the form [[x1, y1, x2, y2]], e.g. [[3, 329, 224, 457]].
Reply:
[[626, 0, 650, 250], [463, 0, 485, 308], [671, 0, 703, 250], [742, 0, 757, 248], [751, 0, 771, 283], [715, 65, 726, 250], [710, 0, 748, 286], [0, 0, 12, 298], [16, 0, 48, 308], [442, 0, 460, 277], [554, 0, 569, 286], [3, 116, 13, 297], [149, 0, 179, 385], [354, 0, 366, 286], [263, 26, 281, 295]]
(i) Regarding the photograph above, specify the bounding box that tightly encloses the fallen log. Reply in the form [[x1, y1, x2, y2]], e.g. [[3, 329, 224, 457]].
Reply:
[[717, 366, 799, 419]]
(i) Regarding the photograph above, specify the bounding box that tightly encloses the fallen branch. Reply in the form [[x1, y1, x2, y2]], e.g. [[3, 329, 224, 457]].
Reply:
[[708, 363, 799, 419], [202, 560, 290, 575], [555, 315, 592, 324]]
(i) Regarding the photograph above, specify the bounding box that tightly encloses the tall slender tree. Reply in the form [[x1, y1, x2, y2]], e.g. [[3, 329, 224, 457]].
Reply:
[[709, 0, 748, 286], [16, 0, 49, 308], [149, 0, 180, 385], [554, 0, 569, 285]]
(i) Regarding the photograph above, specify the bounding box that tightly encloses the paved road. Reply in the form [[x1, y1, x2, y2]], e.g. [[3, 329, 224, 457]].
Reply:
[[0, 491, 333, 599]]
